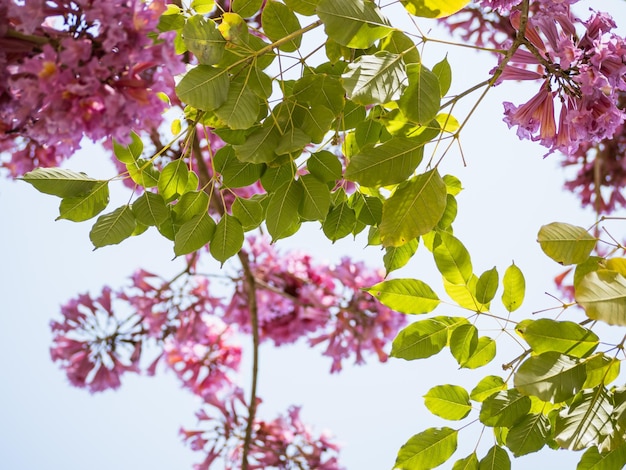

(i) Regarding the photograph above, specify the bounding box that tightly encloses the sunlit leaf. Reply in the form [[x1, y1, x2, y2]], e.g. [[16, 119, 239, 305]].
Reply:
[[57, 182, 110, 222], [380, 169, 447, 247], [537, 222, 597, 266], [432, 57, 452, 96], [515, 319, 599, 358], [113, 132, 143, 164], [176, 65, 230, 111], [21, 168, 101, 198], [424, 385, 471, 420], [399, 63, 441, 125], [401, 0, 470, 18], [462, 336, 496, 369], [453, 454, 479, 470], [380, 30, 420, 64], [384, 238, 419, 275], [214, 145, 265, 188], [577, 444, 626, 470], [514, 352, 586, 403], [89, 205, 136, 248], [182, 15, 225, 65], [214, 80, 261, 129], [126, 158, 159, 188], [471, 376, 506, 402], [433, 231, 473, 285], [342, 51, 406, 105], [506, 413, 550, 456], [232, 196, 265, 231], [317, 0, 393, 49], [393, 427, 457, 470], [158, 159, 189, 202], [366, 278, 440, 314], [322, 202, 356, 241], [478, 445, 510, 470], [172, 191, 210, 224], [555, 388, 614, 450], [583, 354, 620, 389], [450, 324, 478, 366], [501, 263, 525, 312], [475, 267, 498, 304], [284, 0, 318, 16], [576, 270, 626, 326], [232, 0, 263, 17], [391, 318, 449, 360], [479, 389, 531, 428], [262, 0, 302, 52]]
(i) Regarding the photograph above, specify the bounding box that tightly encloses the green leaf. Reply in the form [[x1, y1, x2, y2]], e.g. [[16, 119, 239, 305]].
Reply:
[[443, 275, 485, 312], [437, 194, 457, 230], [391, 318, 450, 360], [380, 169, 447, 247], [299, 174, 331, 221], [126, 158, 160, 188], [342, 51, 406, 105], [506, 413, 551, 456], [157, 5, 185, 32], [292, 73, 345, 115], [501, 263, 525, 312], [380, 30, 420, 64], [479, 389, 531, 428], [514, 352, 587, 403], [172, 191, 210, 224], [57, 182, 110, 222], [399, 63, 441, 125], [214, 80, 260, 130], [583, 354, 620, 389], [191, 0, 215, 14], [275, 126, 311, 155], [131, 192, 169, 226], [471, 376, 506, 402], [113, 132, 143, 164], [433, 231, 473, 285], [176, 65, 230, 111], [322, 202, 356, 242], [234, 124, 281, 164], [89, 205, 137, 248], [210, 214, 244, 264], [432, 57, 452, 96], [316, 0, 393, 49], [476, 267, 498, 304], [393, 427, 457, 470], [214, 145, 265, 188], [453, 454, 479, 470], [158, 159, 189, 202], [174, 212, 216, 256], [266, 179, 302, 241], [354, 194, 382, 225], [515, 319, 599, 358], [261, 162, 296, 192], [537, 222, 597, 266], [576, 270, 626, 326], [401, 0, 470, 18], [450, 324, 478, 366], [366, 278, 439, 314], [424, 385, 471, 420], [384, 238, 419, 275], [478, 445, 510, 470], [182, 15, 225, 65], [462, 336, 496, 369], [232, 196, 265, 231], [300, 105, 335, 143], [284, 0, 318, 16], [232, 0, 263, 17], [261, 0, 301, 52], [577, 444, 626, 470], [21, 168, 101, 198], [555, 388, 614, 450], [345, 136, 430, 187]]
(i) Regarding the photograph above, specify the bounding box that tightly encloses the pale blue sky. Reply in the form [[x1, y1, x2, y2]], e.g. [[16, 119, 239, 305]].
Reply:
[[2, 2, 624, 469]]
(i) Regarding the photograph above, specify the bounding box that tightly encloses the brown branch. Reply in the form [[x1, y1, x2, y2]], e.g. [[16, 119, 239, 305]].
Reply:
[[190, 128, 260, 470]]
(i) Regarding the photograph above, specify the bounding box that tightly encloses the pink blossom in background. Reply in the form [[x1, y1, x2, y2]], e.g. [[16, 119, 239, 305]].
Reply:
[[0, 0, 184, 176]]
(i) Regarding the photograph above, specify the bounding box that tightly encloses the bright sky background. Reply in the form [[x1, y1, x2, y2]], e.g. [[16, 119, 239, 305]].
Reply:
[[2, 2, 625, 469]]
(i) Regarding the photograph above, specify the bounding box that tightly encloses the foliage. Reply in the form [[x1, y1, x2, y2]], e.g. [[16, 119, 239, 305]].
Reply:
[[5, 0, 626, 469]]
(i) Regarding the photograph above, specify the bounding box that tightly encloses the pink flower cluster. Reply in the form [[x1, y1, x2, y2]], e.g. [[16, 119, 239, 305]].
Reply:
[[499, 7, 626, 155], [49, 238, 402, 466], [225, 237, 407, 372], [181, 391, 343, 470], [0, 0, 183, 176]]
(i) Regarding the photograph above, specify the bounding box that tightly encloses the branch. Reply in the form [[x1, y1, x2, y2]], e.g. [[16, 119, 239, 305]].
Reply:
[[190, 130, 260, 470]]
